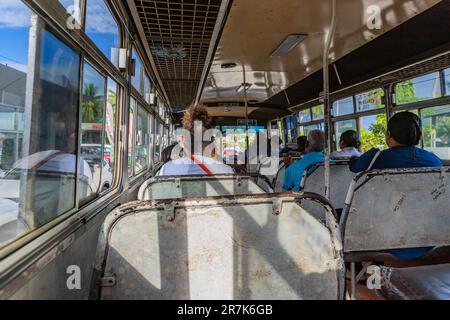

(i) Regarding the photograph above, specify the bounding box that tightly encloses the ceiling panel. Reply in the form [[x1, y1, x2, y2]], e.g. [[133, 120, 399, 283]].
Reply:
[[135, 0, 223, 111]]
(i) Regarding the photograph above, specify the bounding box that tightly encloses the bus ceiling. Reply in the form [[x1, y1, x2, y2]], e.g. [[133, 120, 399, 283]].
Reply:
[[129, 0, 446, 117]]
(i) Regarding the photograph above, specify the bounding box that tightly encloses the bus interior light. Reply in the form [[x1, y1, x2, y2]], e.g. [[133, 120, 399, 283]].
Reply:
[[271, 34, 307, 57]]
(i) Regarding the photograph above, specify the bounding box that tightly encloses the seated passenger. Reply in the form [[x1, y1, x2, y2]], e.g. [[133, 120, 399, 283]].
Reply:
[[282, 130, 325, 192], [349, 111, 443, 260], [159, 104, 234, 176], [330, 130, 362, 159], [350, 112, 443, 172], [284, 135, 307, 167]]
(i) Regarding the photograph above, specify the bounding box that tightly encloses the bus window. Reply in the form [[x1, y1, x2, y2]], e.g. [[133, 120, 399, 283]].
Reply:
[[355, 89, 384, 112], [334, 120, 357, 151], [0, 1, 80, 246], [421, 105, 450, 160], [395, 72, 442, 105], [102, 78, 118, 191], [144, 73, 152, 104], [333, 97, 354, 116], [131, 49, 143, 93], [79, 62, 106, 202], [128, 98, 136, 177], [135, 106, 149, 174], [358, 114, 387, 152], [298, 109, 311, 123], [311, 105, 324, 120], [85, 0, 121, 68]]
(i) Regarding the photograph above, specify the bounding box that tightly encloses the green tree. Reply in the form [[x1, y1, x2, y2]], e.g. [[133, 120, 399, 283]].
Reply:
[[396, 79, 417, 104], [360, 114, 387, 152], [82, 83, 103, 123]]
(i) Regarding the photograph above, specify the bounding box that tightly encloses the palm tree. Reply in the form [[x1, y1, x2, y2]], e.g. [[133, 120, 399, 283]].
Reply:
[[82, 83, 103, 123]]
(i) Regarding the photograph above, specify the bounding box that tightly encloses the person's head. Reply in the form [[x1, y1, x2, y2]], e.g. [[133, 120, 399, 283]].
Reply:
[[180, 104, 217, 157], [296, 136, 308, 152], [306, 130, 325, 152], [182, 104, 212, 133], [339, 130, 361, 150], [385, 112, 422, 147]]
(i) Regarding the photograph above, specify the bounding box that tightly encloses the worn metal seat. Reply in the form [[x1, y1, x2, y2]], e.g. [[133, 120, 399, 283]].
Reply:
[[137, 174, 266, 201], [339, 167, 450, 298], [95, 193, 344, 300], [300, 161, 354, 220]]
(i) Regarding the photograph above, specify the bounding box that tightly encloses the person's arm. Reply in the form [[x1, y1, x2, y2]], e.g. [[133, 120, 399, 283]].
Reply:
[[349, 148, 380, 173], [282, 166, 294, 191]]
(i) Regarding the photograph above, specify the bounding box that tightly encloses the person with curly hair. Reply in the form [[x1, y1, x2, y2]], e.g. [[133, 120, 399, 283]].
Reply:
[[159, 104, 234, 176]]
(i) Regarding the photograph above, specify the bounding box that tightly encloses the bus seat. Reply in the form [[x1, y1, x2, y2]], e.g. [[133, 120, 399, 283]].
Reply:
[[95, 193, 344, 300], [273, 164, 286, 192], [377, 264, 450, 300], [137, 175, 266, 201], [300, 161, 354, 220], [341, 167, 450, 258]]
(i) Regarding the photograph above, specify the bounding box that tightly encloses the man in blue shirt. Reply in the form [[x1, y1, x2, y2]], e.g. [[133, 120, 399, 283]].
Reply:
[[349, 112, 444, 260], [283, 130, 325, 192]]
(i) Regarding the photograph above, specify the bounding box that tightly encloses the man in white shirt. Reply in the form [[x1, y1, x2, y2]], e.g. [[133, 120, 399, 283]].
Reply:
[[159, 154, 234, 176], [330, 130, 362, 159]]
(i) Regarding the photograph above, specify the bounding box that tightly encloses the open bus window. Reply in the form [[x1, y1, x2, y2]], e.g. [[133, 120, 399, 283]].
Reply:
[[0, 1, 80, 247]]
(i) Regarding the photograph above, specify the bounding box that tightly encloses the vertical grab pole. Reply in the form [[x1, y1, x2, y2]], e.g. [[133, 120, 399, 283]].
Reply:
[[323, 0, 337, 200]]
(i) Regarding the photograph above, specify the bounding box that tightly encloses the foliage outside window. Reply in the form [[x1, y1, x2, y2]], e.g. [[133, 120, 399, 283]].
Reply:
[[359, 114, 387, 152], [356, 89, 384, 112], [421, 105, 450, 160], [312, 105, 324, 120], [395, 72, 441, 105]]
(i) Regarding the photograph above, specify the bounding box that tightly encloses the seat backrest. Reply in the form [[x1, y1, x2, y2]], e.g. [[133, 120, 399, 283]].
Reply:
[[137, 175, 266, 200], [273, 164, 286, 192], [96, 193, 344, 300], [300, 162, 354, 219], [341, 167, 450, 253]]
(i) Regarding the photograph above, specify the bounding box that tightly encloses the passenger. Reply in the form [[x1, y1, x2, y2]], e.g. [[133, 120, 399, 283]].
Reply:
[[161, 143, 179, 164], [284, 135, 307, 167], [349, 111, 443, 260], [296, 135, 308, 154], [282, 130, 325, 192], [159, 104, 234, 176], [349, 112, 443, 172], [330, 130, 362, 159]]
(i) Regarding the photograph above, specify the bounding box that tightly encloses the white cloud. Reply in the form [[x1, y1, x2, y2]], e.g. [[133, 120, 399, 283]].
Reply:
[[85, 2, 118, 35], [0, 0, 32, 28]]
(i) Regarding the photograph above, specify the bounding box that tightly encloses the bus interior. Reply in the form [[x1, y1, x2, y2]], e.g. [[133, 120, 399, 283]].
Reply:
[[0, 0, 449, 300]]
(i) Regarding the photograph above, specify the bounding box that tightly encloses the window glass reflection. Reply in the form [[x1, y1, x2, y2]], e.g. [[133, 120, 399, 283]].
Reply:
[[80, 62, 105, 202], [0, 1, 80, 247], [135, 106, 149, 173], [85, 0, 120, 67]]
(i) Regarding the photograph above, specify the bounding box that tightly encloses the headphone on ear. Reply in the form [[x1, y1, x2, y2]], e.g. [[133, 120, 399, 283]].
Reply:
[[410, 114, 422, 145]]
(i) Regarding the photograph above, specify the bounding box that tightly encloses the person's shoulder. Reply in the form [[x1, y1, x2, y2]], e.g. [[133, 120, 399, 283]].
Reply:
[[416, 147, 444, 164]]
